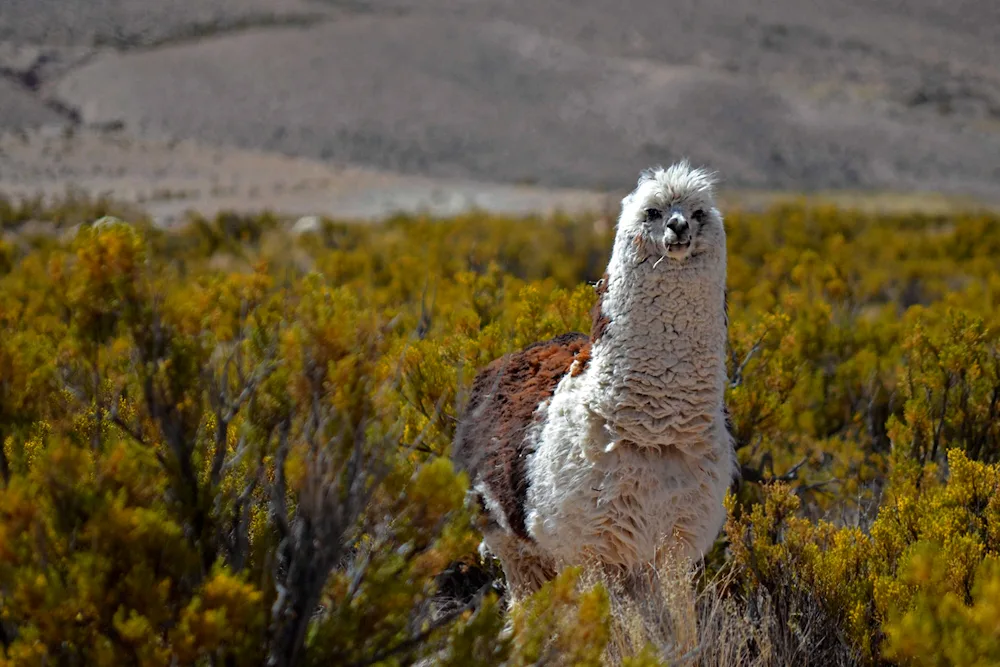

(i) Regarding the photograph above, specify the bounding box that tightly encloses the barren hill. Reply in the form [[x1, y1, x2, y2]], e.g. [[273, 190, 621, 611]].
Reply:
[[2, 0, 999, 219]]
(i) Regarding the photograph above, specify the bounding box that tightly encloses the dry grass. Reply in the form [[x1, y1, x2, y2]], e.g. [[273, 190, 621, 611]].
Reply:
[[589, 552, 859, 667], [593, 557, 759, 667]]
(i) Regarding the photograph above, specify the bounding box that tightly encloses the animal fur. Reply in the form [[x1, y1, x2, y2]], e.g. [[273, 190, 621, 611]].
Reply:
[[452, 161, 737, 601]]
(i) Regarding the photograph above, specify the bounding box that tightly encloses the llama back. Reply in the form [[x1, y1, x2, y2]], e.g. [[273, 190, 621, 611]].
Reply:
[[452, 332, 590, 540]]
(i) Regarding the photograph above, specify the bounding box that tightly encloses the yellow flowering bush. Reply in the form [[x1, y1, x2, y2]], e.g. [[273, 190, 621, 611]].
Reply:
[[1, 193, 1000, 664]]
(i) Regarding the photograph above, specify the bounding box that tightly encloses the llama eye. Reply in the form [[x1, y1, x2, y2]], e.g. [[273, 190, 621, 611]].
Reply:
[[645, 208, 662, 220], [692, 209, 706, 223]]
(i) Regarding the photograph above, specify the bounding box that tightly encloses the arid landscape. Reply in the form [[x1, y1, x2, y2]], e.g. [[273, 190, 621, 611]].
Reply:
[[2, 0, 999, 222], [6, 4, 1000, 665]]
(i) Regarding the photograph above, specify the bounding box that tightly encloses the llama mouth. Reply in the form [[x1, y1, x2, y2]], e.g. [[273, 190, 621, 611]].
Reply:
[[652, 240, 692, 266]]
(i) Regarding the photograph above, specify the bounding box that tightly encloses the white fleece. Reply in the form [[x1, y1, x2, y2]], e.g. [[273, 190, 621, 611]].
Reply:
[[521, 162, 736, 574]]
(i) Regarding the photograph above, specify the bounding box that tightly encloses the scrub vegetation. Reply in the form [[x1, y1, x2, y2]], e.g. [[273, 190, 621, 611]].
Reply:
[[1, 194, 999, 666]]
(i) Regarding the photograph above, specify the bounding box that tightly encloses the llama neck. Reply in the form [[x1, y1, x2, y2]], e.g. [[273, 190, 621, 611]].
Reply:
[[586, 238, 728, 452]]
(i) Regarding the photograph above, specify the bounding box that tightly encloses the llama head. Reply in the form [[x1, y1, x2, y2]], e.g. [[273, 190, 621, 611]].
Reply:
[[617, 160, 724, 265]]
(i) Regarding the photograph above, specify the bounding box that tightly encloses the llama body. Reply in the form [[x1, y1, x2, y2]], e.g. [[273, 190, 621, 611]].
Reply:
[[453, 162, 737, 600]]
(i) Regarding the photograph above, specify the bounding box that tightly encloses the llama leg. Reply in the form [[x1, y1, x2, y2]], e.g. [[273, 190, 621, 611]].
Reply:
[[483, 530, 556, 607]]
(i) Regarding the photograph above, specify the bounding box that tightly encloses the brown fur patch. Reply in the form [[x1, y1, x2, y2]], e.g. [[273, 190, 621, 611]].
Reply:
[[590, 272, 611, 343], [569, 345, 591, 377], [452, 332, 590, 541]]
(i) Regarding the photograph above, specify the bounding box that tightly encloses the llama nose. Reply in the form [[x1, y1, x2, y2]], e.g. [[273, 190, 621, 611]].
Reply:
[[666, 214, 689, 236]]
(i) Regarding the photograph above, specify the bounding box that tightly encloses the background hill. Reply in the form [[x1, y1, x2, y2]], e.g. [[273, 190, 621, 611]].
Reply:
[[1, 0, 999, 222]]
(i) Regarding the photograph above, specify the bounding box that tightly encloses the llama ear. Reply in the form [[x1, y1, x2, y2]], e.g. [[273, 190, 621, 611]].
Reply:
[[637, 167, 659, 187]]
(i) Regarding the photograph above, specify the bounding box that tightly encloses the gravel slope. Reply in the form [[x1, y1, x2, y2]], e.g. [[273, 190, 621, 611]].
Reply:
[[0, 130, 615, 224], [0, 79, 65, 130], [46, 14, 1000, 196], [2, 0, 999, 215], [0, 0, 324, 46]]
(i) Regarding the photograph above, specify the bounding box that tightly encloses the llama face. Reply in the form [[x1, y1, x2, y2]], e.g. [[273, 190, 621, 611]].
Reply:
[[620, 161, 724, 264]]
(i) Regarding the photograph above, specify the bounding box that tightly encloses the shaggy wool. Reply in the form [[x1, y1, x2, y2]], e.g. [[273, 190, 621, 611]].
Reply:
[[453, 161, 737, 600]]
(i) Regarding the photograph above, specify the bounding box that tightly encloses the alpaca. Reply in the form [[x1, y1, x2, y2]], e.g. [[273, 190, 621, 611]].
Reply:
[[452, 161, 737, 601]]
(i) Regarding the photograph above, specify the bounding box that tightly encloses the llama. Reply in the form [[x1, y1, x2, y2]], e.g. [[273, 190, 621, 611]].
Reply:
[[452, 161, 737, 601]]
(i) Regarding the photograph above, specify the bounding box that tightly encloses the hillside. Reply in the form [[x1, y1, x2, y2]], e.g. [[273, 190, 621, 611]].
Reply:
[[2, 0, 999, 222]]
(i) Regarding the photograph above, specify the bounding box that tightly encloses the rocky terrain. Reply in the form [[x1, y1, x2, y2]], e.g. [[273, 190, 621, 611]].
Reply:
[[1, 0, 999, 221]]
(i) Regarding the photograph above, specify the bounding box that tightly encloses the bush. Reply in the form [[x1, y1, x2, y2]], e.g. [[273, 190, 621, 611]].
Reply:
[[0, 199, 999, 664]]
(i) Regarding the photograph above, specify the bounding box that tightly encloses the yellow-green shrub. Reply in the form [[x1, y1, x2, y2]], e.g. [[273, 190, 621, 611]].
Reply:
[[1, 195, 1000, 664]]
